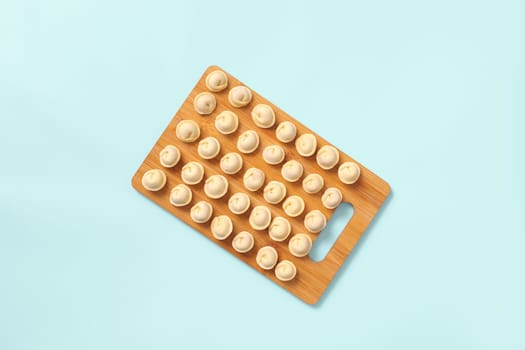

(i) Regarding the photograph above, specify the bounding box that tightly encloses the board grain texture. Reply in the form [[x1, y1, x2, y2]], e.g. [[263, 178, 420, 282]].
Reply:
[[131, 65, 391, 304]]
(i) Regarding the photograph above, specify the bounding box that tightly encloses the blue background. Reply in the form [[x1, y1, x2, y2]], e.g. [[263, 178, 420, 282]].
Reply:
[[1, 0, 523, 349]]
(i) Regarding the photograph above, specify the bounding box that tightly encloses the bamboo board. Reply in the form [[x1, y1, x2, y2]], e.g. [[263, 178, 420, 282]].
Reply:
[[131, 66, 391, 304]]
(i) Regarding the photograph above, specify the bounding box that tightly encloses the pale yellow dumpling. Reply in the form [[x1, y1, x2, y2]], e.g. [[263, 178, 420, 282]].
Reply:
[[316, 145, 339, 170], [176, 120, 200, 143], [338, 161, 361, 184], [141, 169, 167, 191], [302, 173, 324, 194], [288, 233, 312, 257], [256, 246, 278, 270], [228, 192, 251, 215], [228, 86, 252, 107], [295, 133, 317, 157], [275, 260, 297, 281], [243, 167, 265, 191], [181, 162, 204, 185], [249, 205, 272, 230], [262, 145, 285, 165], [251, 104, 276, 128], [205, 70, 228, 92], [198, 137, 221, 159], [263, 181, 287, 204], [268, 216, 291, 242], [210, 215, 233, 240], [190, 201, 213, 223], [281, 160, 303, 182], [215, 110, 239, 134], [159, 145, 180, 168], [282, 195, 305, 217], [169, 184, 192, 207], [232, 231, 254, 253], [204, 175, 229, 199], [193, 92, 217, 115], [276, 121, 297, 143], [304, 210, 327, 233], [322, 187, 343, 209], [220, 152, 243, 175], [237, 130, 259, 154]]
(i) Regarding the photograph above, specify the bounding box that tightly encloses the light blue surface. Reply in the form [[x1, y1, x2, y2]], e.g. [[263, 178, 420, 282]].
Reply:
[[1, 0, 523, 349]]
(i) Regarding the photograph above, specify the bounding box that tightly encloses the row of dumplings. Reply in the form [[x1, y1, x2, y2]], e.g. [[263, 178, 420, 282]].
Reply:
[[152, 146, 344, 212], [175, 120, 360, 190], [142, 164, 335, 232], [170, 184, 316, 249]]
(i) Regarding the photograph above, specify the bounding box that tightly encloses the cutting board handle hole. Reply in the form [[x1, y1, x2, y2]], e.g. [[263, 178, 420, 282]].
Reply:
[[309, 202, 354, 262]]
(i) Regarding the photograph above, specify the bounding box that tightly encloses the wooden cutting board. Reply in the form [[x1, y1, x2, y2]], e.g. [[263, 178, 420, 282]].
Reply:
[[131, 65, 391, 304]]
